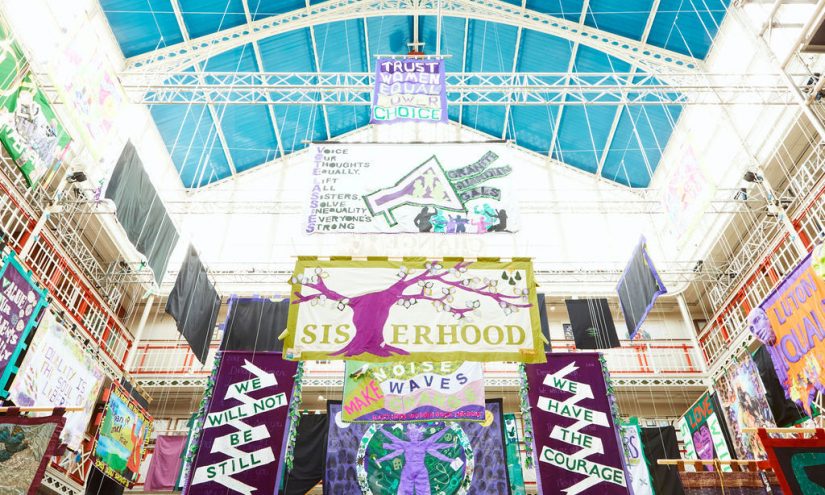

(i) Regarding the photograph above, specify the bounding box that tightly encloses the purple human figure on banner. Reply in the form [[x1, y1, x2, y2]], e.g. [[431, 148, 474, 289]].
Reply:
[[376, 424, 454, 495]]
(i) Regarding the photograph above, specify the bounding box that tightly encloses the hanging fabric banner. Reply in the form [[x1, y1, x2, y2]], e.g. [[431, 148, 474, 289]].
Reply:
[[305, 143, 518, 234], [0, 410, 66, 495], [676, 392, 735, 471], [747, 252, 825, 415], [715, 354, 776, 460], [0, 22, 25, 100], [0, 253, 47, 399], [186, 351, 298, 495], [8, 310, 105, 452], [503, 413, 526, 495], [616, 237, 667, 340], [92, 382, 152, 487], [325, 400, 509, 494], [620, 419, 654, 495], [342, 361, 485, 423], [525, 352, 630, 495], [0, 74, 71, 187], [758, 427, 825, 494], [370, 58, 447, 124], [285, 258, 544, 363]]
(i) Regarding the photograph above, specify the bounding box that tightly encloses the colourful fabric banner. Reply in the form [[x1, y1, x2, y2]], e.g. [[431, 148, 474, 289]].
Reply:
[[92, 382, 152, 487], [0, 410, 65, 495], [715, 354, 776, 460], [676, 392, 734, 471], [660, 133, 715, 246], [0, 253, 47, 399], [342, 361, 484, 423], [186, 352, 298, 495], [0, 74, 71, 187], [370, 58, 447, 124], [748, 252, 825, 415], [758, 427, 825, 494], [620, 419, 654, 495], [525, 352, 630, 495], [8, 310, 104, 452], [0, 22, 25, 100], [285, 258, 544, 363], [503, 413, 526, 495], [305, 143, 518, 234], [325, 400, 509, 494], [145, 435, 186, 491]]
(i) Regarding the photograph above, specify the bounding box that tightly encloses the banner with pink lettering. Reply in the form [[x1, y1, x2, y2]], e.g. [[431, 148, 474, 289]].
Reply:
[[342, 361, 485, 423], [371, 58, 447, 124], [185, 351, 297, 495]]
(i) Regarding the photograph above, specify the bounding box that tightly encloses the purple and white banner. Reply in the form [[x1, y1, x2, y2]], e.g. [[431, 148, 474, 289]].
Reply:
[[526, 352, 630, 495], [371, 58, 447, 124], [0, 253, 47, 398], [185, 352, 297, 495]]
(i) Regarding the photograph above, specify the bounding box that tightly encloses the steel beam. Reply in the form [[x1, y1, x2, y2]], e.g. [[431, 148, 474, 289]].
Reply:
[[116, 71, 797, 106], [124, 0, 702, 77]]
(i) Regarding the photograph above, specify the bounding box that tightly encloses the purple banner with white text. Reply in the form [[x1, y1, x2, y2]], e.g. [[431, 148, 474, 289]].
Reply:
[[371, 58, 448, 124], [526, 352, 630, 495], [185, 352, 297, 495]]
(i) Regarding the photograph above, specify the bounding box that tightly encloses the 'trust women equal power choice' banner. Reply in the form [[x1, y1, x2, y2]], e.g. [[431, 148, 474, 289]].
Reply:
[[186, 352, 298, 495], [370, 58, 447, 124], [747, 252, 825, 415], [342, 361, 485, 423], [284, 258, 544, 363], [525, 352, 630, 495]]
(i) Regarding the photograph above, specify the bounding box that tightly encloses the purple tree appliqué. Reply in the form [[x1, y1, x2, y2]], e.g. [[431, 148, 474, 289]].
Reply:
[[377, 424, 453, 495], [291, 261, 531, 357]]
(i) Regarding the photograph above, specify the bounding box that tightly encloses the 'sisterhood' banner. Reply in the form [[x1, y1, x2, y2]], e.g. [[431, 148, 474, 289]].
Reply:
[[370, 58, 447, 124], [748, 252, 825, 415], [186, 352, 297, 495], [525, 352, 630, 495], [306, 144, 518, 234], [306, 143, 518, 234], [342, 361, 485, 423], [284, 258, 544, 363], [620, 420, 654, 495]]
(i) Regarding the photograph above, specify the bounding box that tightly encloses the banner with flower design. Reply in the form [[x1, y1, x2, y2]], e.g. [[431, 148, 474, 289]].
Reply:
[[283, 257, 544, 363]]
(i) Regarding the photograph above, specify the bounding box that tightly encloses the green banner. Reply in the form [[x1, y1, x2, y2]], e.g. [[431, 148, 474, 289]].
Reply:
[[0, 22, 25, 104], [0, 74, 71, 187], [503, 413, 526, 495]]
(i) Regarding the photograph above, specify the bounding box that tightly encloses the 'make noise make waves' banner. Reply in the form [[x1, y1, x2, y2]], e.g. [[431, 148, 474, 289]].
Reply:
[[305, 143, 518, 234], [186, 352, 297, 495], [371, 58, 447, 124], [748, 252, 825, 415], [525, 353, 630, 495], [284, 258, 544, 363], [342, 361, 485, 423]]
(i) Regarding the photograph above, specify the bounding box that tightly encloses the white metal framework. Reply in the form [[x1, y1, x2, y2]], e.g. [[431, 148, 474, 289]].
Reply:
[[119, 71, 798, 106], [124, 0, 702, 77]]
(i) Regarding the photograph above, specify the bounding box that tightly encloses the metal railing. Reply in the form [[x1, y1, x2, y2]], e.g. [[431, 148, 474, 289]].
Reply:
[[129, 339, 703, 378]]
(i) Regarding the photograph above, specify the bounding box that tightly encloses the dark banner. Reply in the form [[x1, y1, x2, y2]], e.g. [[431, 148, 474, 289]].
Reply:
[[616, 238, 666, 339], [565, 298, 620, 349], [186, 352, 297, 495], [324, 400, 509, 494], [758, 428, 825, 494], [525, 352, 630, 495]]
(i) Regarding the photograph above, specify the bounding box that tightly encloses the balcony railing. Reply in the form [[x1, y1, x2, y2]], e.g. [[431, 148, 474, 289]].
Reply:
[[129, 339, 703, 378], [0, 152, 133, 375]]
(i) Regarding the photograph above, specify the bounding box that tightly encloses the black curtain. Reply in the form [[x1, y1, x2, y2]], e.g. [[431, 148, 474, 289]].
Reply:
[[753, 346, 808, 427], [565, 298, 620, 349], [85, 465, 124, 495], [617, 241, 665, 338], [119, 379, 150, 410], [165, 245, 221, 364], [105, 141, 179, 285], [281, 414, 328, 495], [641, 425, 685, 495], [221, 297, 289, 352], [537, 293, 551, 349]]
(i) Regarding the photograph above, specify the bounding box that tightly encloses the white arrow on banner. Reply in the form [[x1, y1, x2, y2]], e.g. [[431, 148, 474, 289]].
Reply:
[[225, 360, 278, 404], [192, 447, 275, 495]]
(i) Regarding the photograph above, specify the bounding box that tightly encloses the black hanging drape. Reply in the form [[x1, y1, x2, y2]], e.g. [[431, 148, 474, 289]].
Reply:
[[641, 425, 685, 495], [565, 298, 620, 349], [281, 414, 328, 495], [221, 297, 289, 352]]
